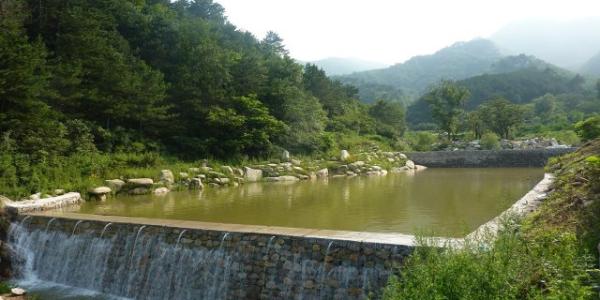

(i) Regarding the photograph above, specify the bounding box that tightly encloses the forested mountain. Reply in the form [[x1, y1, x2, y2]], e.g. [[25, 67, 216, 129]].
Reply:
[[490, 17, 600, 70], [406, 67, 595, 127], [0, 0, 406, 160], [337, 39, 503, 100], [308, 57, 388, 76], [581, 52, 600, 77]]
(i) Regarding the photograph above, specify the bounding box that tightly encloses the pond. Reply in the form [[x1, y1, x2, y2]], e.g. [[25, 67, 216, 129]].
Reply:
[[77, 168, 544, 237]]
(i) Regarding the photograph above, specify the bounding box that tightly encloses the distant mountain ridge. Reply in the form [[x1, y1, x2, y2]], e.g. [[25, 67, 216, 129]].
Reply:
[[337, 39, 504, 99], [580, 52, 600, 76], [307, 57, 388, 76]]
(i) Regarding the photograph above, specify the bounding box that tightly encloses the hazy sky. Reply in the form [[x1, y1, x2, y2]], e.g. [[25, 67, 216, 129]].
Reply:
[[217, 0, 600, 65]]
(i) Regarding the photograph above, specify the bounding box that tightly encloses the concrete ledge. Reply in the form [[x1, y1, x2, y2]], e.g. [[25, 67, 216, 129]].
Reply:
[[407, 148, 576, 167], [467, 173, 554, 241], [25, 211, 458, 247], [3, 192, 82, 215]]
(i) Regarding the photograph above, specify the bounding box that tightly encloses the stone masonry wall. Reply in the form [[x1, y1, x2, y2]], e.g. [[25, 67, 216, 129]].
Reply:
[[407, 148, 576, 168], [13, 215, 413, 299]]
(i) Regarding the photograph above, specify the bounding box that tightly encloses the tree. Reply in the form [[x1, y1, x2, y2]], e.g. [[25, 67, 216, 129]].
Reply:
[[466, 111, 485, 139], [424, 81, 470, 140], [575, 116, 600, 141], [533, 94, 557, 118], [261, 31, 288, 56], [477, 98, 525, 139], [368, 100, 406, 139]]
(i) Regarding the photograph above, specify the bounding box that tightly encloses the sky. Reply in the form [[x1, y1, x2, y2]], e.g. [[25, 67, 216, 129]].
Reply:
[[216, 0, 600, 65]]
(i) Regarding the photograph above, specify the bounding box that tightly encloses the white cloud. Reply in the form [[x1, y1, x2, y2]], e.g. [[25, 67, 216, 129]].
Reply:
[[216, 0, 600, 64]]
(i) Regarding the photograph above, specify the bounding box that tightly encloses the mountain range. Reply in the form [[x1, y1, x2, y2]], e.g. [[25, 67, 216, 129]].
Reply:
[[307, 57, 388, 76]]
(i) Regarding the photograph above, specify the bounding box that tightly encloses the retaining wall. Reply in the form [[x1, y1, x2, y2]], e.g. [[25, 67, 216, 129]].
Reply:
[[407, 148, 576, 168]]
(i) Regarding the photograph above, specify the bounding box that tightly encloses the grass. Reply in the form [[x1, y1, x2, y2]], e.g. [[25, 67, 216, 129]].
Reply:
[[384, 139, 600, 299]]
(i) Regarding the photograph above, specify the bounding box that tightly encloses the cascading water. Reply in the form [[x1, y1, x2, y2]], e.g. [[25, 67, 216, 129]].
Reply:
[[7, 220, 396, 300]]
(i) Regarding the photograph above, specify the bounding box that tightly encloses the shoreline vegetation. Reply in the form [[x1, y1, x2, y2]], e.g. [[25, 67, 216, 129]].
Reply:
[[384, 139, 600, 299]]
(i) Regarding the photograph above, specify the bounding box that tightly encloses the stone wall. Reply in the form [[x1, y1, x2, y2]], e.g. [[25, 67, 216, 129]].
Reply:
[[407, 148, 576, 168], [11, 215, 414, 299]]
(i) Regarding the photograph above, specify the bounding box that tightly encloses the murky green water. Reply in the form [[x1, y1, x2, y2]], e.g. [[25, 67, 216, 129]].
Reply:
[[78, 168, 543, 237]]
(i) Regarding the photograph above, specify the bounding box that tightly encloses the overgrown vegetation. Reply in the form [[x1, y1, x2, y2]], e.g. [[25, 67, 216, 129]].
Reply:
[[384, 139, 600, 299]]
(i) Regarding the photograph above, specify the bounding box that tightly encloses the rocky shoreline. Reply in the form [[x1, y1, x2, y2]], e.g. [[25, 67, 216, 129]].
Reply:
[[1, 150, 425, 209]]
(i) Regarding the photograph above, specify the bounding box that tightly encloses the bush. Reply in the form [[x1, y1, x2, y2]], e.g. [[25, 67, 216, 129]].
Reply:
[[480, 132, 500, 150], [384, 230, 593, 300], [575, 116, 600, 141]]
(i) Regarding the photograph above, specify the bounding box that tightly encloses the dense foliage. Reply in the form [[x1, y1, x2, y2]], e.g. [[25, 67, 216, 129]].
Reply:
[[0, 0, 405, 160]]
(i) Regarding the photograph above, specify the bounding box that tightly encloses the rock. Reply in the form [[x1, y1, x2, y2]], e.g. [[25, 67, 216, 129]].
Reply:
[[189, 178, 204, 190], [221, 166, 234, 175], [159, 169, 175, 185], [129, 187, 150, 195], [244, 167, 263, 182], [415, 165, 428, 171], [264, 176, 299, 182], [297, 174, 310, 180], [371, 165, 382, 171], [316, 168, 329, 178], [282, 150, 290, 162], [218, 178, 230, 184], [293, 166, 304, 172], [399, 153, 407, 159], [391, 166, 410, 173], [233, 168, 244, 177], [291, 159, 302, 166], [405, 160, 415, 169], [200, 166, 212, 173], [195, 174, 206, 180], [105, 179, 125, 192], [340, 150, 351, 161], [89, 186, 111, 195], [153, 187, 170, 195], [11, 287, 25, 296], [127, 178, 154, 187], [188, 167, 200, 173], [28, 193, 41, 201], [179, 172, 189, 179], [53, 189, 65, 196]]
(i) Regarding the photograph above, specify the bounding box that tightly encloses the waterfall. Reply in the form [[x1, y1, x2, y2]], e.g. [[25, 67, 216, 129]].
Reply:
[[7, 221, 394, 300]]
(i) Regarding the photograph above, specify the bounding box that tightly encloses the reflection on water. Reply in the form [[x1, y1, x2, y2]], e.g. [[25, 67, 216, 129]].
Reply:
[[78, 168, 544, 237]]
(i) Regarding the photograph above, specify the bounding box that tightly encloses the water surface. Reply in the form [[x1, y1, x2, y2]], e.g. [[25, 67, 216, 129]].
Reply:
[[77, 168, 543, 237]]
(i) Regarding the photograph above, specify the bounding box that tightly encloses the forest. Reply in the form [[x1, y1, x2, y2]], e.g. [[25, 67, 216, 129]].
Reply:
[[0, 0, 406, 161]]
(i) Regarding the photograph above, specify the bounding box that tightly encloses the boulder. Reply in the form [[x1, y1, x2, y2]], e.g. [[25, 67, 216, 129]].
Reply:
[[28, 193, 41, 201], [53, 189, 65, 196], [244, 167, 263, 182], [391, 166, 410, 173], [264, 176, 299, 182], [189, 178, 204, 190], [316, 168, 329, 178], [179, 172, 189, 179], [221, 166, 234, 175], [89, 186, 111, 195], [200, 166, 212, 173], [291, 159, 302, 166], [188, 167, 200, 173], [340, 150, 351, 161], [399, 153, 407, 159], [233, 168, 244, 177], [405, 160, 415, 170], [415, 165, 428, 171], [153, 187, 170, 195], [159, 169, 175, 185], [105, 179, 125, 192], [11, 287, 26, 296], [127, 178, 154, 187], [217, 178, 230, 184], [282, 150, 290, 162]]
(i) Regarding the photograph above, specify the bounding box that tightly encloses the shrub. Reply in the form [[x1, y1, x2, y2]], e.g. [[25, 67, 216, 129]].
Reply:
[[575, 116, 600, 141], [480, 132, 500, 150]]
